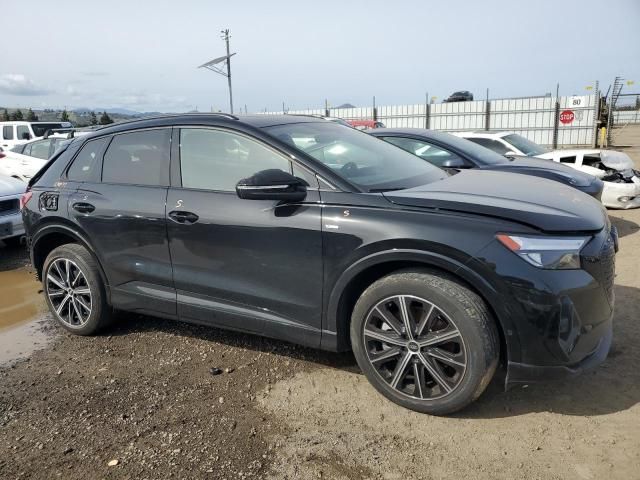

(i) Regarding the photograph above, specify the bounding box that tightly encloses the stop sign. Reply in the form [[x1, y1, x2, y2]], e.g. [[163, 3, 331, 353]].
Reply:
[[560, 110, 575, 124]]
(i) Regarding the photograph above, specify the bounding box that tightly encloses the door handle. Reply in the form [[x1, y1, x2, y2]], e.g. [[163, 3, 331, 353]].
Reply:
[[73, 202, 95, 214], [168, 210, 199, 224]]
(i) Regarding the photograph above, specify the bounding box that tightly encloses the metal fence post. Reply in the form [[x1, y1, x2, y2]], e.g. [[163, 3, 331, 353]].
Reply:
[[373, 96, 377, 122], [324, 99, 329, 117], [485, 100, 491, 131], [592, 82, 599, 148]]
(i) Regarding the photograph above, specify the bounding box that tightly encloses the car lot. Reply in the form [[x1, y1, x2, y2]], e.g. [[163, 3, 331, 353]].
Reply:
[[1, 132, 639, 479]]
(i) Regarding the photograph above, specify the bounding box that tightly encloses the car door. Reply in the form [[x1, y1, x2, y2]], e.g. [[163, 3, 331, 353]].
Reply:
[[67, 129, 176, 316], [166, 126, 323, 345], [1, 125, 15, 150]]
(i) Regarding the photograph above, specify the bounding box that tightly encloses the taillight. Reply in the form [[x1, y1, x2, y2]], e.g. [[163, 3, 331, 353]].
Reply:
[[0, 152, 6, 159], [20, 191, 33, 210]]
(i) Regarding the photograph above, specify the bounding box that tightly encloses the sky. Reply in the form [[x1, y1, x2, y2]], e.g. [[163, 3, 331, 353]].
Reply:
[[1, 0, 639, 113]]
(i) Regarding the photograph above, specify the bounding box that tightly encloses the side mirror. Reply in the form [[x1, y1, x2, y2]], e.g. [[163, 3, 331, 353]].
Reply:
[[440, 156, 468, 168], [236, 169, 307, 202], [21, 132, 31, 140]]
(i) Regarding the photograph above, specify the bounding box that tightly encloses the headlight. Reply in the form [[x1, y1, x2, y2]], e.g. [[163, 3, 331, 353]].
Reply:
[[496, 234, 589, 269]]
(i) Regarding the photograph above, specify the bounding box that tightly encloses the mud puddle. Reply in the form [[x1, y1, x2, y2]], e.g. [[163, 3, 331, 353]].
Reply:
[[0, 267, 54, 365]]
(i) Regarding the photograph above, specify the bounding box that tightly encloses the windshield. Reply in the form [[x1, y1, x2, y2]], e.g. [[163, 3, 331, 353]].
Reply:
[[264, 122, 447, 191], [30, 123, 71, 137], [503, 134, 549, 156]]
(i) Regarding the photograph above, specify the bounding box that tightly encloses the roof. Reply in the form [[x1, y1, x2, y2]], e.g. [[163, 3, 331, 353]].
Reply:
[[87, 113, 325, 134]]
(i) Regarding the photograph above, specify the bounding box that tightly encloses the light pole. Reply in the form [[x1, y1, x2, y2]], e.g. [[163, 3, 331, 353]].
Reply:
[[198, 29, 235, 114]]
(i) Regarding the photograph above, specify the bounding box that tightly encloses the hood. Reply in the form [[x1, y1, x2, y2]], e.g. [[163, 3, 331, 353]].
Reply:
[[485, 156, 597, 186], [0, 174, 27, 197], [383, 170, 606, 232]]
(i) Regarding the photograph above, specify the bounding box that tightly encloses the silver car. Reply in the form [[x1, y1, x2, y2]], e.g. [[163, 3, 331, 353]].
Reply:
[[0, 174, 27, 246]]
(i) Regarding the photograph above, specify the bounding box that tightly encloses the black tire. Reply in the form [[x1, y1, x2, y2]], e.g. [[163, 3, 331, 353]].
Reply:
[[42, 243, 112, 335], [350, 269, 499, 415]]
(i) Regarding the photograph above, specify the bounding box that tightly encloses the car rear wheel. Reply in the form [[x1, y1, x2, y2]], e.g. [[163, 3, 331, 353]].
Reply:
[[350, 270, 499, 415], [43, 244, 112, 335]]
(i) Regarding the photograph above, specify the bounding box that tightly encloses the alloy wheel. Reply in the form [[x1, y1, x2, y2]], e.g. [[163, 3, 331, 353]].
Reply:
[[45, 258, 93, 328], [363, 295, 467, 400]]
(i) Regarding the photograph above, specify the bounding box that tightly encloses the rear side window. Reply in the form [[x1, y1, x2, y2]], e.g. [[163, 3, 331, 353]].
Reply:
[[68, 137, 110, 182], [102, 129, 171, 186], [3, 126, 13, 140], [17, 125, 31, 140], [28, 139, 53, 159]]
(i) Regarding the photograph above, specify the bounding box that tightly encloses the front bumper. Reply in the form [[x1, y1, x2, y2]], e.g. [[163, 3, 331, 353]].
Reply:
[[468, 224, 615, 386], [601, 178, 640, 209], [506, 314, 612, 387]]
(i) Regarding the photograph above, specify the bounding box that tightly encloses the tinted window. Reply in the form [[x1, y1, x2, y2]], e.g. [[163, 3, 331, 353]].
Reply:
[[180, 128, 291, 191], [265, 123, 446, 191], [102, 129, 171, 186], [3, 126, 14, 140], [17, 125, 31, 140], [30, 123, 70, 137], [68, 137, 109, 182], [466, 137, 512, 155], [382, 137, 468, 168], [292, 163, 319, 188], [28, 139, 52, 159]]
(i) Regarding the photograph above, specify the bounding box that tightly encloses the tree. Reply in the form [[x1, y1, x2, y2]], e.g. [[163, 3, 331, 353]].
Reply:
[[60, 109, 70, 122], [89, 111, 98, 125], [1, 109, 9, 121], [11, 109, 24, 121], [99, 111, 113, 125], [26, 108, 38, 121]]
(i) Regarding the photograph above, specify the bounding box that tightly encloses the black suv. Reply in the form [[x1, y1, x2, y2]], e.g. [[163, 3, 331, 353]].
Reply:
[[22, 114, 616, 415]]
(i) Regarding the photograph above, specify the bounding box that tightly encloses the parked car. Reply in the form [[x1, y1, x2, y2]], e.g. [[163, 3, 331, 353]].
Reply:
[[0, 174, 27, 246], [0, 121, 73, 150], [23, 114, 616, 415], [0, 134, 70, 181], [443, 91, 473, 102], [369, 128, 604, 200], [458, 131, 640, 209], [347, 119, 386, 130]]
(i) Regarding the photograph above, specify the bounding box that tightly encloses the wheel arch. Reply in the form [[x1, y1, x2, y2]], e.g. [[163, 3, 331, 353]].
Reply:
[[31, 222, 110, 297], [323, 249, 518, 367]]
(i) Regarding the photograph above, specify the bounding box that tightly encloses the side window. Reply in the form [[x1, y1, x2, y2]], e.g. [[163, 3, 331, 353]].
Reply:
[[467, 137, 511, 155], [22, 144, 33, 156], [29, 140, 52, 159], [3, 126, 14, 140], [17, 125, 31, 140], [67, 137, 110, 182], [102, 129, 171, 186], [382, 137, 466, 168], [180, 128, 291, 191]]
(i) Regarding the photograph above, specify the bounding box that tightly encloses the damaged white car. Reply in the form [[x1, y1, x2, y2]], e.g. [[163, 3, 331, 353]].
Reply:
[[458, 131, 640, 209]]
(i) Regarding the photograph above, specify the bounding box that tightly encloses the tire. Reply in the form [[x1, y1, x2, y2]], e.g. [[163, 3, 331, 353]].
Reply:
[[350, 269, 499, 415], [42, 243, 112, 335]]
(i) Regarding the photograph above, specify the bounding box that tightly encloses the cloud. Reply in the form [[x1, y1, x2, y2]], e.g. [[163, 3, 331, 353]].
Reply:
[[80, 71, 110, 77], [0, 74, 53, 96]]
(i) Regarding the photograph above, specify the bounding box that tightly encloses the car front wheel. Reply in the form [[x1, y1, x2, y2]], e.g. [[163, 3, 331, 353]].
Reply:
[[350, 270, 499, 415]]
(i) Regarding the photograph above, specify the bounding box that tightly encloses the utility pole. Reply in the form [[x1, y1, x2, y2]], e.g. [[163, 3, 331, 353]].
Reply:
[[222, 29, 233, 114], [197, 28, 236, 114]]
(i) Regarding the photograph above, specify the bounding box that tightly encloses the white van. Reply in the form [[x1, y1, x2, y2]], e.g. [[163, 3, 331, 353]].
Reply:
[[0, 121, 72, 150]]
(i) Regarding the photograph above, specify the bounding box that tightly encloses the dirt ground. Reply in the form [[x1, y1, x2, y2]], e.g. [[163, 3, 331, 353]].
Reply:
[[1, 134, 640, 479]]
